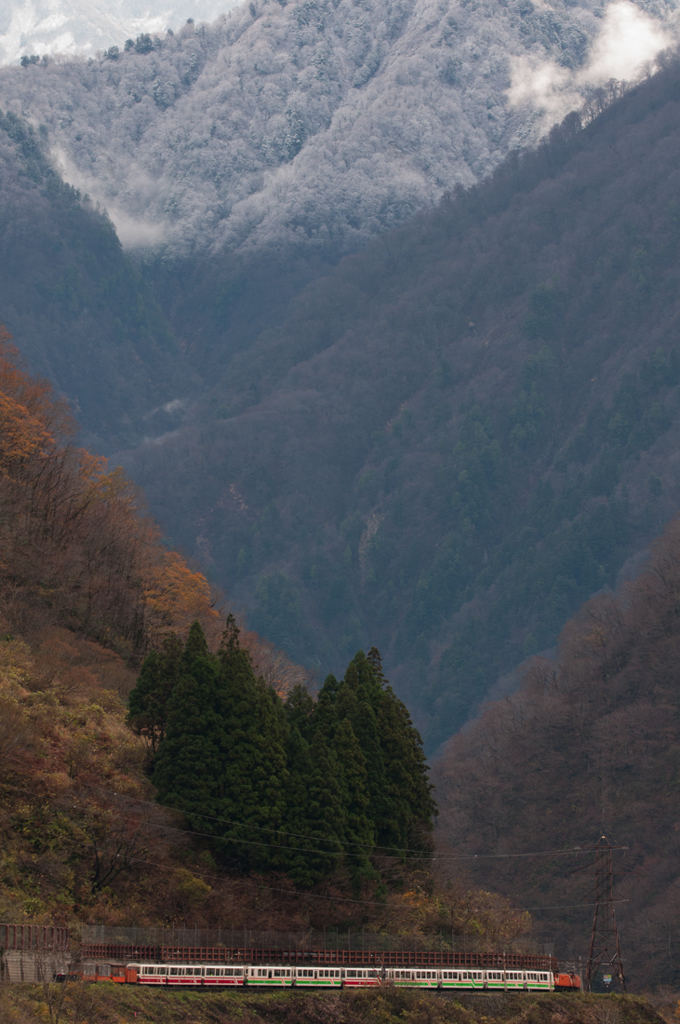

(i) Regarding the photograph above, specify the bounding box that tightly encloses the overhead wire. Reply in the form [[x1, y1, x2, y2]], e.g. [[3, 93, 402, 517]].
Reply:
[[0, 774, 627, 864], [0, 773, 630, 913], [91, 846, 630, 914]]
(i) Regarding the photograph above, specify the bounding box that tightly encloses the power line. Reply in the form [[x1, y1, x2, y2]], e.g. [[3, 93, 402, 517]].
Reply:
[[1, 772, 626, 865]]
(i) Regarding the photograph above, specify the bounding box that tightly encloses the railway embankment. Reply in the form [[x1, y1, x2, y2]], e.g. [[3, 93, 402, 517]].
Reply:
[[0, 988, 668, 1024]]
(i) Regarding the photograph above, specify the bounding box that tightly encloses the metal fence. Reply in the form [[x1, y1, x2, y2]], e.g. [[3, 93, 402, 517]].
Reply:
[[80, 925, 501, 952], [0, 925, 70, 953]]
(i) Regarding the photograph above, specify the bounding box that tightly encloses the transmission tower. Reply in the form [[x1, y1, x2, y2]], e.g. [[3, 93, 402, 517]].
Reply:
[[584, 834, 626, 993]]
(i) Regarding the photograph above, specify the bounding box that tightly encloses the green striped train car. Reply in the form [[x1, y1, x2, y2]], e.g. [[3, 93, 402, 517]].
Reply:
[[245, 966, 293, 986]]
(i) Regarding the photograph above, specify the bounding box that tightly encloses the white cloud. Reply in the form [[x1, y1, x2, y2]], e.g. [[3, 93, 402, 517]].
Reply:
[[507, 1, 678, 130], [585, 1, 672, 83], [105, 206, 169, 247], [51, 144, 170, 248], [0, 0, 236, 65]]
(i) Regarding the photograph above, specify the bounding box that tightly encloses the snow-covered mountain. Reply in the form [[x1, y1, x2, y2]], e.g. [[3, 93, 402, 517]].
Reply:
[[0, 0, 236, 66], [0, 0, 677, 261]]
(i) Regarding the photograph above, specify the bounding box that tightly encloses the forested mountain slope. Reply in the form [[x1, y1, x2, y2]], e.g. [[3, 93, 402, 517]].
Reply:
[[0, 0, 669, 271], [120, 54, 680, 753], [0, 108, 193, 449], [0, 337, 515, 949], [433, 512, 680, 990]]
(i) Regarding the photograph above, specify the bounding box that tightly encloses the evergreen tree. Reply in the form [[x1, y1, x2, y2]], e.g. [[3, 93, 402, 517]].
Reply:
[[312, 673, 341, 740], [283, 726, 343, 886], [127, 632, 183, 757], [316, 648, 437, 863], [211, 620, 288, 871], [376, 680, 437, 854], [336, 651, 387, 838], [284, 683, 316, 742], [183, 618, 209, 665], [152, 643, 224, 822], [333, 716, 375, 885]]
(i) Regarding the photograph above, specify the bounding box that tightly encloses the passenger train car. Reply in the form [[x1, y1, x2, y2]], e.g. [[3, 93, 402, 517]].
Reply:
[[83, 961, 581, 991]]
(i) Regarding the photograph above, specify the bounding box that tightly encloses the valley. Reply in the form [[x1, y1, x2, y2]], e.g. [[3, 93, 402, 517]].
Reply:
[[3, 0, 680, 1001]]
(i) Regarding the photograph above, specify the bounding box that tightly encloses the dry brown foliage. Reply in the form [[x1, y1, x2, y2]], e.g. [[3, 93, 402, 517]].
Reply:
[[434, 512, 680, 989], [0, 326, 218, 653]]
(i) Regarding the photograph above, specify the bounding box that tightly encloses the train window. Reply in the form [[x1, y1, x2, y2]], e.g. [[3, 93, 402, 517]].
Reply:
[[274, 970, 281, 977], [347, 970, 355, 978]]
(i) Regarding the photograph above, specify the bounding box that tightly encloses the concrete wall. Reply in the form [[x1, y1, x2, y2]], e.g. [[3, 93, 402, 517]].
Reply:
[[0, 951, 69, 983]]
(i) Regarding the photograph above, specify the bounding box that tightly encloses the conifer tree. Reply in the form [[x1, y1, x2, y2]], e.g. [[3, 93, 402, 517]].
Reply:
[[152, 629, 224, 822], [333, 716, 375, 884], [376, 680, 437, 854], [284, 683, 316, 742], [283, 726, 343, 886], [211, 620, 288, 871], [183, 617, 209, 665], [127, 632, 184, 757], [336, 652, 387, 837], [315, 648, 437, 862]]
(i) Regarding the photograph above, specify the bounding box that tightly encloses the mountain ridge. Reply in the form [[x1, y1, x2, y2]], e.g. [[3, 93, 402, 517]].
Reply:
[[0, 0, 673, 267], [117, 55, 680, 752]]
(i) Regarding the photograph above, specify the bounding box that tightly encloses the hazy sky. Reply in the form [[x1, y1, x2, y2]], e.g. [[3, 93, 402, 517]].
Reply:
[[0, 0, 238, 64]]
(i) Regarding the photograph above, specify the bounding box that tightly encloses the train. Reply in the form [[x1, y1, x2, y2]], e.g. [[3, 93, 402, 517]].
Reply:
[[82, 961, 582, 991]]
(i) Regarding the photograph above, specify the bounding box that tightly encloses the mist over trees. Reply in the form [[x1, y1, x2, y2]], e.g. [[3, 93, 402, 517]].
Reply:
[[0, 0, 635, 264], [0, 107, 194, 449]]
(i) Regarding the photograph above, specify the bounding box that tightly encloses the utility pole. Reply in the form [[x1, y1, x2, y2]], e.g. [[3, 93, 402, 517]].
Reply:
[[585, 835, 626, 993]]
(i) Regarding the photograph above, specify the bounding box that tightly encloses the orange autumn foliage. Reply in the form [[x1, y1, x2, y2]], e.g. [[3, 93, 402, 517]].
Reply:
[[0, 326, 218, 652], [0, 389, 53, 472], [145, 550, 218, 634]]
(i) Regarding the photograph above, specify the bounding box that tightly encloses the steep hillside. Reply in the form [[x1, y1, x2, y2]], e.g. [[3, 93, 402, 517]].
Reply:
[[120, 54, 680, 753], [0, 108, 194, 450], [433, 511, 680, 991], [0, 333, 514, 944]]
